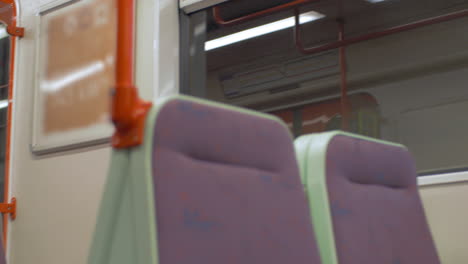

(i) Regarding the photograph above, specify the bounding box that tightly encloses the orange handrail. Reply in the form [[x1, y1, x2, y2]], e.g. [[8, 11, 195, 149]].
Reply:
[[294, 7, 468, 130], [294, 8, 468, 55], [213, 0, 320, 26], [0, 0, 21, 246], [112, 0, 152, 148]]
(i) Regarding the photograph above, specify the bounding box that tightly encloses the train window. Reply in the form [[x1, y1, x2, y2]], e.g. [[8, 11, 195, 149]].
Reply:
[[0, 22, 10, 237], [181, 0, 468, 174], [0, 24, 9, 203]]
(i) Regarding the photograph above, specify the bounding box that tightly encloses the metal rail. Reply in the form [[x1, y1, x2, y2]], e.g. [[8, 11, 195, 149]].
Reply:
[[213, 0, 320, 26], [294, 8, 468, 55], [294, 7, 468, 130], [212, 1, 468, 132]]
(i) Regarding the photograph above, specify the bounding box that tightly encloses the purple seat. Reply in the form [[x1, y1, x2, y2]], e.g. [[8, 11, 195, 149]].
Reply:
[[151, 97, 321, 264], [325, 133, 440, 264]]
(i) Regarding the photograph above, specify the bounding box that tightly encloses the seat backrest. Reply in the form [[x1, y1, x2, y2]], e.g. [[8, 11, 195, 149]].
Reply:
[[295, 131, 440, 264], [151, 96, 322, 264]]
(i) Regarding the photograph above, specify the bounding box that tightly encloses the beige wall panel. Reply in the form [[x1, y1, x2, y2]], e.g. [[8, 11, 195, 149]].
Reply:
[[7, 0, 164, 263], [420, 183, 468, 264]]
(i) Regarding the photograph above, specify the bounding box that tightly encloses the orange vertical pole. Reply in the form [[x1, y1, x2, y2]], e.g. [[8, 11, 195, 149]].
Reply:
[[3, 31, 14, 247], [0, 0, 21, 246], [112, 0, 152, 148], [116, 0, 135, 86]]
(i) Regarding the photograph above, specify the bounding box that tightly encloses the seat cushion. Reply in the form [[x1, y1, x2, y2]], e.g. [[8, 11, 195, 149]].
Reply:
[[151, 97, 321, 264], [295, 131, 440, 264]]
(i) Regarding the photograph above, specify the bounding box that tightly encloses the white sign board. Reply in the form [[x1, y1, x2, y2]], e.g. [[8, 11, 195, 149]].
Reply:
[[33, 0, 117, 154]]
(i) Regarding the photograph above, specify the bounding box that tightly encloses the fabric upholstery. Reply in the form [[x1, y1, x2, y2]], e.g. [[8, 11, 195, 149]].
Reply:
[[326, 135, 440, 264], [151, 98, 321, 264]]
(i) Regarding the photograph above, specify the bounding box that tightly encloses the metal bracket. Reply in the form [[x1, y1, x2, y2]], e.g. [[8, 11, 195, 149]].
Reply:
[[6, 25, 24, 37], [0, 0, 24, 37], [0, 197, 16, 220]]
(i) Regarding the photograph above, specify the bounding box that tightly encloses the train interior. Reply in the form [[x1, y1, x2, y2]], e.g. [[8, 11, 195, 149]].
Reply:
[[0, 0, 467, 263], [179, 0, 468, 262], [188, 0, 468, 174]]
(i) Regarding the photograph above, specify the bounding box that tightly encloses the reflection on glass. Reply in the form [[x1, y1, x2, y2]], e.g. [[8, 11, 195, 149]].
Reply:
[[198, 1, 468, 174], [0, 23, 10, 235], [0, 24, 9, 204]]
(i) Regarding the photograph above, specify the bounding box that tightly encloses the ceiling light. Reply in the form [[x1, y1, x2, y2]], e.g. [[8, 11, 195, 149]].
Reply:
[[366, 0, 386, 3], [205, 11, 325, 51]]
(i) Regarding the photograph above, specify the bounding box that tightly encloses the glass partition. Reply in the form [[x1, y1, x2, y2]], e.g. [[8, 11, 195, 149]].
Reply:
[[182, 0, 468, 174], [0, 24, 9, 204], [0, 23, 9, 236]]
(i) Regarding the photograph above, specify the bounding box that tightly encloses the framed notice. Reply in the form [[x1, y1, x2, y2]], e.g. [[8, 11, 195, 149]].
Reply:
[[32, 0, 117, 154]]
